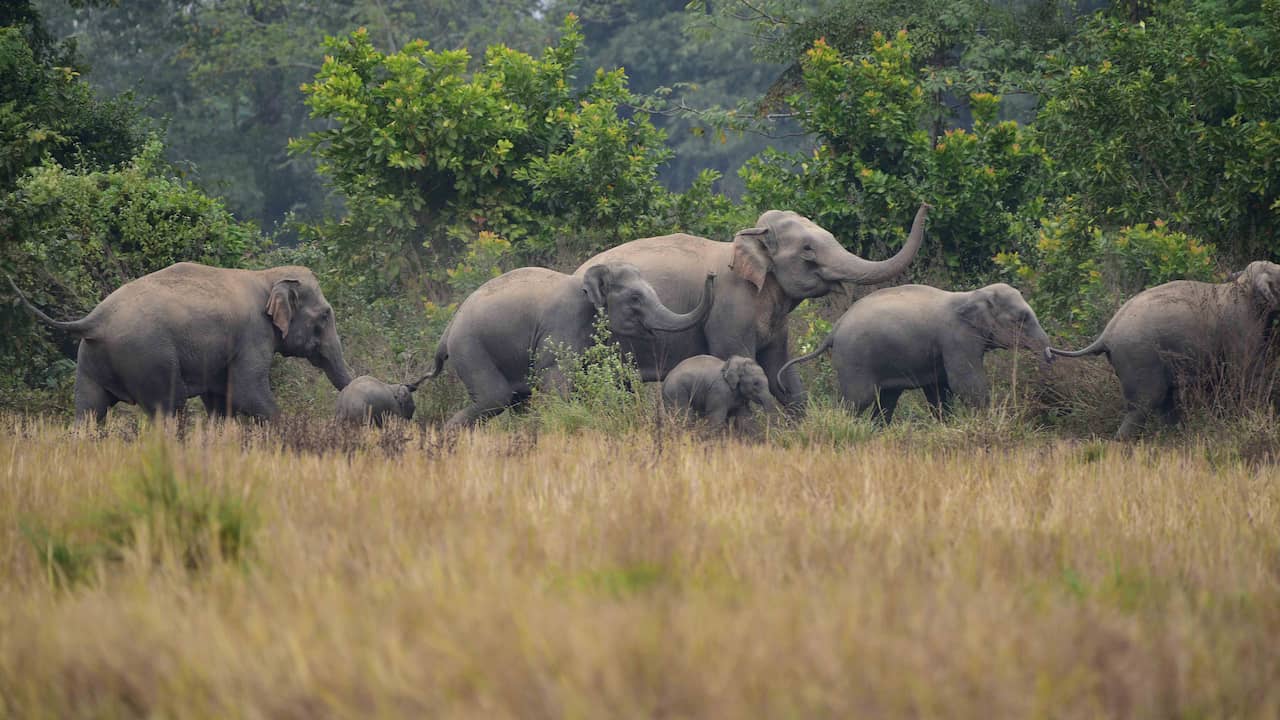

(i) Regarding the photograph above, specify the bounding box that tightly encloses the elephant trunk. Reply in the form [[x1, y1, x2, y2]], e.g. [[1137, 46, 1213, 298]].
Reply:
[[314, 336, 353, 390], [1023, 324, 1054, 366], [826, 203, 930, 285], [642, 272, 716, 332]]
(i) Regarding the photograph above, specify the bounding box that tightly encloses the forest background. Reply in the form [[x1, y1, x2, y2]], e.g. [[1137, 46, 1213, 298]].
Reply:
[[2, 0, 1278, 421]]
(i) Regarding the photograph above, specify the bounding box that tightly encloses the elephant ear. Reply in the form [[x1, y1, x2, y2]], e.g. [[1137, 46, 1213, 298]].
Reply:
[[265, 279, 301, 338], [582, 265, 611, 309], [722, 357, 745, 391], [731, 226, 773, 293], [957, 292, 996, 338]]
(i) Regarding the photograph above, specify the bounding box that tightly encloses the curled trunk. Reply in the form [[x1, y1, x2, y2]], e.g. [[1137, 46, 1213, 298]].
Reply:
[[826, 203, 930, 285], [642, 272, 716, 332]]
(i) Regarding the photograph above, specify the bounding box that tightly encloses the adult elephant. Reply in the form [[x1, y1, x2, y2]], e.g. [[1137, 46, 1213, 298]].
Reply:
[[777, 283, 1053, 424], [575, 204, 931, 409], [1048, 261, 1280, 439], [418, 263, 715, 429], [10, 262, 353, 421]]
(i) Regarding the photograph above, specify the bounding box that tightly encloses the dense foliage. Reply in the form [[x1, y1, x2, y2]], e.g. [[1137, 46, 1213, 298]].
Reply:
[[742, 32, 1048, 275], [293, 14, 735, 301]]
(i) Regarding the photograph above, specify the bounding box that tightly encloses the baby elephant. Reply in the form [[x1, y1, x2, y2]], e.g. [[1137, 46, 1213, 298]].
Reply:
[[1049, 261, 1280, 439], [662, 355, 779, 428], [779, 283, 1052, 424], [335, 375, 424, 427]]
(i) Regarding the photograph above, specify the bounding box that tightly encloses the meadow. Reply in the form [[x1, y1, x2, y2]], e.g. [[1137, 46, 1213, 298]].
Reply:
[[2, 409, 1278, 718]]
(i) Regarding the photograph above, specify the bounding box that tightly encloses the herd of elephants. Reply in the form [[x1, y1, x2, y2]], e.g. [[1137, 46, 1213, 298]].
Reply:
[[11, 203, 1280, 440]]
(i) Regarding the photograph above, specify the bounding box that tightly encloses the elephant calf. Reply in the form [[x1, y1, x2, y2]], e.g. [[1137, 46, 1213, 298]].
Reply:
[[335, 375, 425, 427], [780, 283, 1052, 424], [661, 355, 779, 429], [418, 263, 715, 430], [1049, 261, 1280, 439]]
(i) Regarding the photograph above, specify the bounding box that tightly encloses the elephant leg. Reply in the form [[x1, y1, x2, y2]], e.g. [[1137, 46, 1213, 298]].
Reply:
[[225, 354, 280, 420], [757, 336, 805, 414], [1114, 356, 1170, 440], [922, 383, 951, 419], [201, 392, 230, 418], [943, 352, 989, 408], [705, 404, 731, 430], [446, 358, 518, 431], [73, 369, 113, 424], [840, 379, 879, 420], [871, 388, 903, 425], [1160, 390, 1182, 426]]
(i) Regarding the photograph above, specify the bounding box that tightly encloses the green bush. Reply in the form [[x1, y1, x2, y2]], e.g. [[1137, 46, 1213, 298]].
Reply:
[[531, 311, 651, 435], [995, 211, 1219, 339]]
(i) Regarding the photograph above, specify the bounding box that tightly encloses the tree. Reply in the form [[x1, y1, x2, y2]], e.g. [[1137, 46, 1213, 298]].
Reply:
[[741, 32, 1048, 276], [1036, 0, 1280, 263], [292, 15, 676, 299]]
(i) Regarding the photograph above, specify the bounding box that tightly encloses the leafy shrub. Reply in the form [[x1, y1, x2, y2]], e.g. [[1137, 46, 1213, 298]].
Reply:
[[995, 211, 1219, 339], [532, 311, 651, 435], [26, 435, 257, 587]]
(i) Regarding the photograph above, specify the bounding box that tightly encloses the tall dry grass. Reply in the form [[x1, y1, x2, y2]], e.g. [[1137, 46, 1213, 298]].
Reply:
[[1, 415, 1278, 717]]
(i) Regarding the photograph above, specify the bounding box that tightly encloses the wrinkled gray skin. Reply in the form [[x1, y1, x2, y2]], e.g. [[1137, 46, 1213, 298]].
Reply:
[[576, 205, 931, 411], [10, 262, 352, 422], [779, 283, 1052, 424], [418, 263, 715, 430], [335, 375, 422, 427], [662, 354, 779, 429], [1049, 261, 1280, 439]]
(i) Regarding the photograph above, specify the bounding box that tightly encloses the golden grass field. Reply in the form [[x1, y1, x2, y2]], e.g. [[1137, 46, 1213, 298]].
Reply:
[[1, 413, 1278, 718]]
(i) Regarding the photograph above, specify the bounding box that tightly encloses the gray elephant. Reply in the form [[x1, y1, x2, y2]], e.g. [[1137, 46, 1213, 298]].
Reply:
[[335, 374, 426, 426], [661, 354, 779, 429], [1048, 261, 1280, 439], [9, 262, 352, 421], [418, 263, 715, 429], [779, 283, 1052, 424], [575, 204, 931, 411]]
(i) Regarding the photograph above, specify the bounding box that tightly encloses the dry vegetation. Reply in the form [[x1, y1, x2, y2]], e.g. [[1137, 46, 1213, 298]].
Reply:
[[1, 413, 1279, 718]]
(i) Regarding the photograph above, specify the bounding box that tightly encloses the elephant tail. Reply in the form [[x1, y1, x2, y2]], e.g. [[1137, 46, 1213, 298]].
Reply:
[[6, 275, 98, 337], [406, 330, 450, 391], [1047, 335, 1107, 359], [777, 334, 834, 391]]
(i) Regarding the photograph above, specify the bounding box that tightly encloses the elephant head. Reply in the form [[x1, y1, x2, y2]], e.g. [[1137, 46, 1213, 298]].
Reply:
[[583, 263, 715, 337], [1235, 260, 1280, 314], [724, 355, 778, 411], [958, 284, 1052, 357], [731, 204, 931, 299], [265, 272, 353, 390], [392, 383, 416, 420]]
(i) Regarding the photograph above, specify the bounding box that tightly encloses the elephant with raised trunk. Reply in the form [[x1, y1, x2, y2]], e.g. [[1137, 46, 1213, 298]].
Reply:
[[1048, 261, 1280, 439], [779, 283, 1052, 424], [576, 204, 931, 411], [661, 354, 779, 429], [9, 262, 353, 421], [418, 263, 715, 430], [335, 375, 426, 427]]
